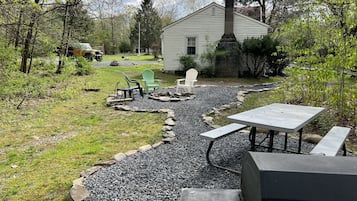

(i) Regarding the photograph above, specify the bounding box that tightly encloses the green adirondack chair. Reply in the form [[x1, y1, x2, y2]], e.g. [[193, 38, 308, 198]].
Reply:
[[142, 69, 161, 94]]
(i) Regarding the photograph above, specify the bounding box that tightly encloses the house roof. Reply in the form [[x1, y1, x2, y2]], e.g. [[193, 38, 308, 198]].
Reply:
[[162, 2, 270, 31]]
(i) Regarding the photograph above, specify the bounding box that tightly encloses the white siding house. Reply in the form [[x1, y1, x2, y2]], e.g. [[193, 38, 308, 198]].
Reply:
[[161, 2, 270, 72]]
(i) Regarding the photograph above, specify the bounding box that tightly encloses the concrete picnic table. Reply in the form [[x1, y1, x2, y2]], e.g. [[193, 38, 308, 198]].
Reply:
[[228, 103, 326, 153]]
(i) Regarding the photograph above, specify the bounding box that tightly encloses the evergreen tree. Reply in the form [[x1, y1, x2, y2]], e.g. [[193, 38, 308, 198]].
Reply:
[[129, 0, 162, 54]]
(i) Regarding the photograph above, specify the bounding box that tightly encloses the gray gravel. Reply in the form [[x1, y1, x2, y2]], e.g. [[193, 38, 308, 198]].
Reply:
[[83, 86, 316, 201], [92, 60, 160, 68]]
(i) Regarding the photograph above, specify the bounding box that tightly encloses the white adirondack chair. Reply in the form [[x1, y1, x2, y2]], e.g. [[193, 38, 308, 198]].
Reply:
[[176, 68, 198, 93]]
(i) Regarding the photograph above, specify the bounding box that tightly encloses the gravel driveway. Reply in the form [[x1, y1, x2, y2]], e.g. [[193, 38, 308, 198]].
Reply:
[[92, 60, 161, 68], [83, 86, 315, 201]]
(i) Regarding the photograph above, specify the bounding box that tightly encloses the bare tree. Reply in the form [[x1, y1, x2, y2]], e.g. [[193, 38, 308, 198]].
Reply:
[[154, 0, 180, 26]]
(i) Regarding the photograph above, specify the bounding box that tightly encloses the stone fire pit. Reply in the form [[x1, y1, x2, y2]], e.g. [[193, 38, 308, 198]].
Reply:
[[148, 91, 195, 102]]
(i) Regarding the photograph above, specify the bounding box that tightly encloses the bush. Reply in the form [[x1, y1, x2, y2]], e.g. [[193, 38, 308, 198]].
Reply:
[[75, 57, 94, 76], [179, 55, 197, 72], [265, 38, 288, 76], [119, 41, 131, 53], [201, 67, 214, 77], [241, 35, 284, 77]]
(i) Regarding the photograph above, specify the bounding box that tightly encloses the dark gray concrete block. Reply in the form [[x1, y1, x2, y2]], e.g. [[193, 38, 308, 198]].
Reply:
[[241, 151, 357, 201]]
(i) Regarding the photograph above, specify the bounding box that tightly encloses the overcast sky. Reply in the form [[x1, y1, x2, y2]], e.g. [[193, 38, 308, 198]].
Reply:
[[123, 0, 224, 7], [122, 0, 224, 18], [122, 0, 141, 6]]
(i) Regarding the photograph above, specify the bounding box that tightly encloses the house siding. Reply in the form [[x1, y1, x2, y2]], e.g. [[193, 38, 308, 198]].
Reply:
[[161, 3, 269, 72]]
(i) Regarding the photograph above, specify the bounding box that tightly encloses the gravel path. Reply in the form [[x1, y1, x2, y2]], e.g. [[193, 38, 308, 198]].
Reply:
[[83, 85, 315, 201]]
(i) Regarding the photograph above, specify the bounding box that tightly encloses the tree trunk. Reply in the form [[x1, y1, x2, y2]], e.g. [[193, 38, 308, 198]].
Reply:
[[15, 6, 24, 48], [56, 1, 70, 74], [260, 0, 266, 23], [27, 23, 40, 74], [20, 0, 40, 73]]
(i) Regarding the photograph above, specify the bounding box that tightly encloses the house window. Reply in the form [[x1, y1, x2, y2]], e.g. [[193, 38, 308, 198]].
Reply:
[[187, 37, 196, 55]]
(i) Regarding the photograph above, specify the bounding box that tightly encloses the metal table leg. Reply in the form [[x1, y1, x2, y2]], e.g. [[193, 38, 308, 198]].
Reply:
[[249, 127, 256, 151], [205, 141, 240, 174], [268, 130, 274, 152], [284, 132, 288, 150], [298, 128, 303, 154]]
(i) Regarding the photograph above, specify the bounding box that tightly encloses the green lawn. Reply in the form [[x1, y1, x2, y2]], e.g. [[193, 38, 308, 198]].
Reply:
[[0, 64, 167, 200]]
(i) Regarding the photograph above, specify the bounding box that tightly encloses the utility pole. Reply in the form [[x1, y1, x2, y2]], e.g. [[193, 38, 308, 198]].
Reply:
[[138, 22, 140, 56]]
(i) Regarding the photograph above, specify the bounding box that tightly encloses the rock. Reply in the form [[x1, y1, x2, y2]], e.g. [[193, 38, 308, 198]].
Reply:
[[237, 96, 245, 102], [203, 116, 214, 124], [159, 109, 172, 113], [163, 137, 176, 143], [138, 144, 152, 152], [94, 160, 116, 167], [162, 126, 172, 131], [220, 104, 231, 110], [110, 60, 120, 66], [152, 141, 163, 148], [114, 105, 132, 111], [163, 131, 176, 138], [165, 118, 175, 126], [80, 166, 102, 178], [72, 177, 84, 186], [238, 91, 248, 96], [114, 153, 126, 161], [69, 184, 90, 201], [125, 150, 138, 156], [167, 111, 175, 120], [159, 97, 171, 102]]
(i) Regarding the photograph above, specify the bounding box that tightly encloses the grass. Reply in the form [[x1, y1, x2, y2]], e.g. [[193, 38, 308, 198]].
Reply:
[[0, 64, 167, 200], [211, 90, 281, 127]]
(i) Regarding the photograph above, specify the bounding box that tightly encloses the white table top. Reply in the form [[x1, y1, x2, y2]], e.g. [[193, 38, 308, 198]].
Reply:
[[228, 103, 326, 133]]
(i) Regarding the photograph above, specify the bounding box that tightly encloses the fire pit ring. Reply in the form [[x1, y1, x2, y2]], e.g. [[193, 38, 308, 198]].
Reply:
[[148, 91, 195, 102]]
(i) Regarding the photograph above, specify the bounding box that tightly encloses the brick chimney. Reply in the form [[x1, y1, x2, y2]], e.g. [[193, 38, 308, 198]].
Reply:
[[224, 0, 234, 35], [214, 0, 241, 77]]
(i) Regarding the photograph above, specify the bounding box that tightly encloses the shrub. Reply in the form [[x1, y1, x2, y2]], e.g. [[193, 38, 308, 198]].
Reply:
[[179, 55, 197, 72], [75, 57, 94, 76], [265, 38, 288, 76], [241, 35, 283, 77], [119, 41, 131, 53], [201, 67, 214, 77]]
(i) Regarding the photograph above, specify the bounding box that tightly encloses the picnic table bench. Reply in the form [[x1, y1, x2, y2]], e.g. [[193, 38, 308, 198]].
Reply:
[[200, 123, 248, 174], [310, 126, 351, 156]]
